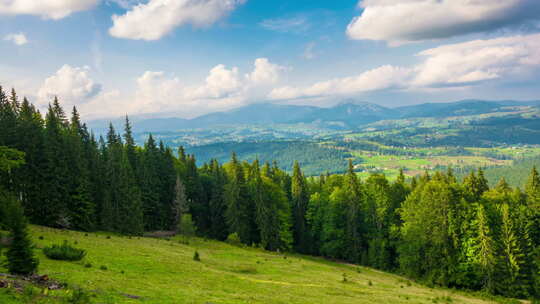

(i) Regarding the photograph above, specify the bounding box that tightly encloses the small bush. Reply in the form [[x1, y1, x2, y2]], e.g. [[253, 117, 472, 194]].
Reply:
[[38, 236, 44, 240], [342, 273, 348, 283], [43, 241, 86, 261], [84, 263, 92, 268], [368, 280, 373, 286], [225, 233, 241, 246], [106, 236, 111, 239], [193, 250, 200, 261], [67, 288, 91, 304], [100, 265, 108, 271]]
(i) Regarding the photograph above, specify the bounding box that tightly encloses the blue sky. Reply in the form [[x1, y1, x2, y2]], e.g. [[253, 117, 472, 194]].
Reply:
[[1, 0, 540, 119]]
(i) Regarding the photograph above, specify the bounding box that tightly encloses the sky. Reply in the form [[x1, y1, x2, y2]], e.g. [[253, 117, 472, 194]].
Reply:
[[1, 0, 540, 119]]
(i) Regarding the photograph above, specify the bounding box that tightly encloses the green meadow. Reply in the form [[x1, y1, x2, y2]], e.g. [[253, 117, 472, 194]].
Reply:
[[0, 226, 520, 304]]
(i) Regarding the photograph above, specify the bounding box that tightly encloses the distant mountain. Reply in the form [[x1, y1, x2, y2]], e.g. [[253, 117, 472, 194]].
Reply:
[[395, 99, 538, 118], [87, 99, 540, 134], [193, 103, 320, 126]]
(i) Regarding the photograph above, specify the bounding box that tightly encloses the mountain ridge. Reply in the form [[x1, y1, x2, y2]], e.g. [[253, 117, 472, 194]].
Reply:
[[87, 99, 540, 134]]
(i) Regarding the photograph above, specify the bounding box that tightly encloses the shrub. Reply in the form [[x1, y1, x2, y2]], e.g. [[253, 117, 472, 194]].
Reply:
[[225, 233, 241, 246], [100, 265, 108, 271], [67, 288, 91, 304], [193, 250, 201, 261], [84, 263, 92, 268], [43, 241, 86, 261], [368, 280, 373, 286]]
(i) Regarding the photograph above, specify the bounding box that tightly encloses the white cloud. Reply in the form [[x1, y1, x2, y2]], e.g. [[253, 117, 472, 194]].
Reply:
[[75, 58, 284, 118], [259, 16, 310, 33], [0, 0, 99, 20], [270, 65, 414, 100], [346, 0, 540, 44], [270, 33, 540, 100], [37, 65, 102, 106], [413, 34, 540, 87], [109, 0, 246, 40], [134, 58, 283, 116], [4, 32, 28, 45], [246, 58, 285, 85], [31, 58, 283, 119]]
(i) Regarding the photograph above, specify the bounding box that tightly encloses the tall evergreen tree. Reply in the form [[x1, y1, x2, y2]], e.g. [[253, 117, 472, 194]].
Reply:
[[225, 153, 252, 244], [525, 167, 540, 211], [291, 161, 310, 253], [3, 194, 39, 275]]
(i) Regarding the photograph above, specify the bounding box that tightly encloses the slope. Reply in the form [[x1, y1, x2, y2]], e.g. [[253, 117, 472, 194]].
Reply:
[[0, 226, 512, 304]]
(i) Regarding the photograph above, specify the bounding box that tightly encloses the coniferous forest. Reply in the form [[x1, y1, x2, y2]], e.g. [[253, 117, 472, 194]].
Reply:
[[1, 86, 540, 300]]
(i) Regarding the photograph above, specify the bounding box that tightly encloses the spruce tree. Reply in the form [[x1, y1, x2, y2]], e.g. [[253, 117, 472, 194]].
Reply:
[[172, 175, 188, 232], [525, 167, 540, 211], [224, 153, 252, 244], [344, 160, 363, 263], [4, 195, 39, 275], [291, 161, 310, 253], [497, 204, 527, 297], [474, 204, 496, 293], [66, 107, 95, 231], [208, 159, 228, 240]]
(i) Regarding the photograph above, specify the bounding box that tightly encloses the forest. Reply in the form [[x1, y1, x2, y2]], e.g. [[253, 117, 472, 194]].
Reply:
[[0, 86, 539, 300]]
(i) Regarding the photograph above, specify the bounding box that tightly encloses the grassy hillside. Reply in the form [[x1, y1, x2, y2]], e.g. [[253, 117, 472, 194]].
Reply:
[[0, 227, 519, 304]]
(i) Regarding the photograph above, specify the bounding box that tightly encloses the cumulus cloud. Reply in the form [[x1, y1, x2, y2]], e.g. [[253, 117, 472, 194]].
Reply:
[[346, 0, 540, 44], [4, 32, 28, 45], [270, 33, 540, 100], [37, 65, 102, 106], [130, 58, 283, 116], [0, 0, 99, 20], [246, 58, 285, 85], [413, 34, 540, 87], [109, 0, 246, 40], [270, 65, 414, 100]]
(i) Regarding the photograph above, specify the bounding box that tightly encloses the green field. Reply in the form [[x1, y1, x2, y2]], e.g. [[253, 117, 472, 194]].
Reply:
[[0, 226, 516, 304]]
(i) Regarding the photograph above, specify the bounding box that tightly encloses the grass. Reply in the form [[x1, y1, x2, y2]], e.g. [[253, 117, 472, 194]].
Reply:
[[0, 226, 516, 304]]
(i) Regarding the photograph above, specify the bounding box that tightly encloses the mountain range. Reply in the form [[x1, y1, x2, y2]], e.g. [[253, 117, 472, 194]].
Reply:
[[87, 99, 540, 134]]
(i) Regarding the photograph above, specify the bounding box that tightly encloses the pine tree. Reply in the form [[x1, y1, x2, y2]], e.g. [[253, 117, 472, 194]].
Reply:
[[41, 103, 70, 227], [208, 159, 228, 240], [497, 204, 527, 297], [172, 175, 188, 232], [344, 160, 363, 263], [4, 195, 39, 275], [291, 161, 310, 253], [474, 204, 496, 293], [225, 152, 252, 244], [139, 134, 162, 230], [123, 116, 138, 171], [66, 107, 95, 231], [14, 98, 46, 223], [0, 86, 19, 148], [525, 167, 540, 211]]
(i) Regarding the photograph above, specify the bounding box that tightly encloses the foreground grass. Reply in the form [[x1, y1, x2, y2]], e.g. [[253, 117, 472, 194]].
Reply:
[[0, 226, 519, 303]]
